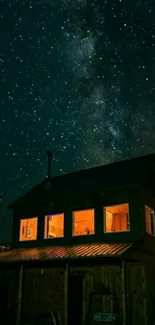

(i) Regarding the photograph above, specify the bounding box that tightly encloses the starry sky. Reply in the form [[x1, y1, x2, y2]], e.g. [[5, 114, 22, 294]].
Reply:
[[0, 0, 155, 240]]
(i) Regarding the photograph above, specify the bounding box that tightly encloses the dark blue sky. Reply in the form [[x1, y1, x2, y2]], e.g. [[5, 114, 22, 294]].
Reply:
[[0, 0, 155, 240]]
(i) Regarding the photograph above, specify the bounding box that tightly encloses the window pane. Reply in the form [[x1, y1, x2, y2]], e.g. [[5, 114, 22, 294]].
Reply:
[[145, 206, 155, 235], [104, 204, 129, 233], [19, 218, 38, 241], [145, 206, 151, 233], [44, 213, 64, 238], [72, 209, 95, 236]]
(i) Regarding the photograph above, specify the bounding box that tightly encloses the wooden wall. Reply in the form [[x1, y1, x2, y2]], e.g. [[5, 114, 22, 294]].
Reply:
[[21, 264, 124, 325], [22, 267, 65, 325], [70, 264, 123, 325], [126, 263, 147, 325], [6, 261, 150, 325], [70, 263, 148, 325], [143, 255, 155, 324], [0, 267, 19, 325]]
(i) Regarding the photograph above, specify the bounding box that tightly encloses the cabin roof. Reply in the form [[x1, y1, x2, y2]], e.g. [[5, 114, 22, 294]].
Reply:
[[0, 242, 132, 263], [9, 152, 155, 209]]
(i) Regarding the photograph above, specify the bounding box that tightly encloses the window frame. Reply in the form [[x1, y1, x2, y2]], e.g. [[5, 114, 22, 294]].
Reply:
[[72, 208, 95, 237], [44, 212, 65, 239], [19, 216, 38, 242], [145, 205, 155, 236], [104, 203, 130, 233]]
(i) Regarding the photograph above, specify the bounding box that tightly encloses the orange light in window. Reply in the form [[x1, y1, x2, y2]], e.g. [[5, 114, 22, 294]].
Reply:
[[44, 213, 64, 238], [73, 209, 95, 236], [145, 206, 150, 233], [145, 205, 155, 235], [105, 204, 129, 233], [19, 218, 38, 241]]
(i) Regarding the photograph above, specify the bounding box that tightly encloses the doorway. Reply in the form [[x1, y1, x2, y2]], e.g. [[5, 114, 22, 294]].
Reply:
[[68, 274, 83, 325]]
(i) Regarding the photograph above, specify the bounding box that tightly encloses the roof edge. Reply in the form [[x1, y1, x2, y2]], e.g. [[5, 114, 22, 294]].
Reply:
[[8, 152, 155, 209]]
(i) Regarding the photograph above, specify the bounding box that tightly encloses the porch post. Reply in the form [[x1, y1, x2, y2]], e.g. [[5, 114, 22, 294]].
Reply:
[[16, 264, 23, 325], [121, 261, 127, 325], [64, 263, 69, 325]]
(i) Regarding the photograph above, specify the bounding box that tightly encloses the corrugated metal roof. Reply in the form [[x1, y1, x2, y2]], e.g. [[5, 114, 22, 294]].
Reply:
[[0, 243, 132, 262]]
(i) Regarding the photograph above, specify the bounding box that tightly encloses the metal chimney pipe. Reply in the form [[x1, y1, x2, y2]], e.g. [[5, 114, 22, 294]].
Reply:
[[47, 150, 52, 178]]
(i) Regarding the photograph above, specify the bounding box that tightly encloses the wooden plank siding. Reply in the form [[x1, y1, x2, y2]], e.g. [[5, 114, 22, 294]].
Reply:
[[21, 267, 65, 324], [67, 263, 148, 325], [1, 261, 150, 325], [143, 255, 155, 324], [20, 265, 126, 325], [0, 268, 19, 325], [125, 263, 147, 325]]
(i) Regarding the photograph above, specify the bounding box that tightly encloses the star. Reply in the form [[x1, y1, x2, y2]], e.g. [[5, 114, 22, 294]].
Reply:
[[0, 0, 155, 240]]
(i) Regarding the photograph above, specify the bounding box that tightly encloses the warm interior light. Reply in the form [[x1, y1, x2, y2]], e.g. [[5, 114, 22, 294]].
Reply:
[[73, 209, 95, 236], [105, 204, 129, 233], [19, 217, 38, 241], [145, 205, 155, 235], [145, 206, 151, 233], [44, 213, 64, 238]]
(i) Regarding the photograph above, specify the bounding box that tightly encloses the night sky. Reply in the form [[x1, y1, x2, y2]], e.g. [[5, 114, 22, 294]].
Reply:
[[1, 0, 155, 240]]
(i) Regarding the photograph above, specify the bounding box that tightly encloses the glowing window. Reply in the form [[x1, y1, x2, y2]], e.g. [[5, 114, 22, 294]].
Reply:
[[145, 206, 155, 235], [44, 213, 64, 238], [72, 209, 95, 236], [19, 217, 38, 241], [104, 204, 129, 233]]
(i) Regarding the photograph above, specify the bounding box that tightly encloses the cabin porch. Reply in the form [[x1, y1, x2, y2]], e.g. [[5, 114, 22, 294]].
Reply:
[[0, 245, 150, 325]]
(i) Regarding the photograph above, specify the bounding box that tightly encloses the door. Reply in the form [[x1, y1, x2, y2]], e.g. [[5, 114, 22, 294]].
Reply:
[[68, 275, 83, 325]]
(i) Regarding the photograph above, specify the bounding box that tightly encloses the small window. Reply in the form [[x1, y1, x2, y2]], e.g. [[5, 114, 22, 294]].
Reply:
[[145, 206, 155, 235], [104, 204, 129, 233], [19, 217, 38, 241], [72, 209, 95, 236], [44, 213, 64, 238]]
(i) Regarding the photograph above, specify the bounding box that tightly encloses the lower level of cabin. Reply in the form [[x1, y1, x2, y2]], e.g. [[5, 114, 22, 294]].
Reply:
[[0, 258, 154, 325]]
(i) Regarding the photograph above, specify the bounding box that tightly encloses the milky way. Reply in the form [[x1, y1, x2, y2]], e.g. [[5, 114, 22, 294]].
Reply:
[[0, 0, 155, 239]]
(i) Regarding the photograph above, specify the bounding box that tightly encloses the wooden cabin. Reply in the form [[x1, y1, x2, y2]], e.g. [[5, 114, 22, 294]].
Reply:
[[1, 152, 155, 325]]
